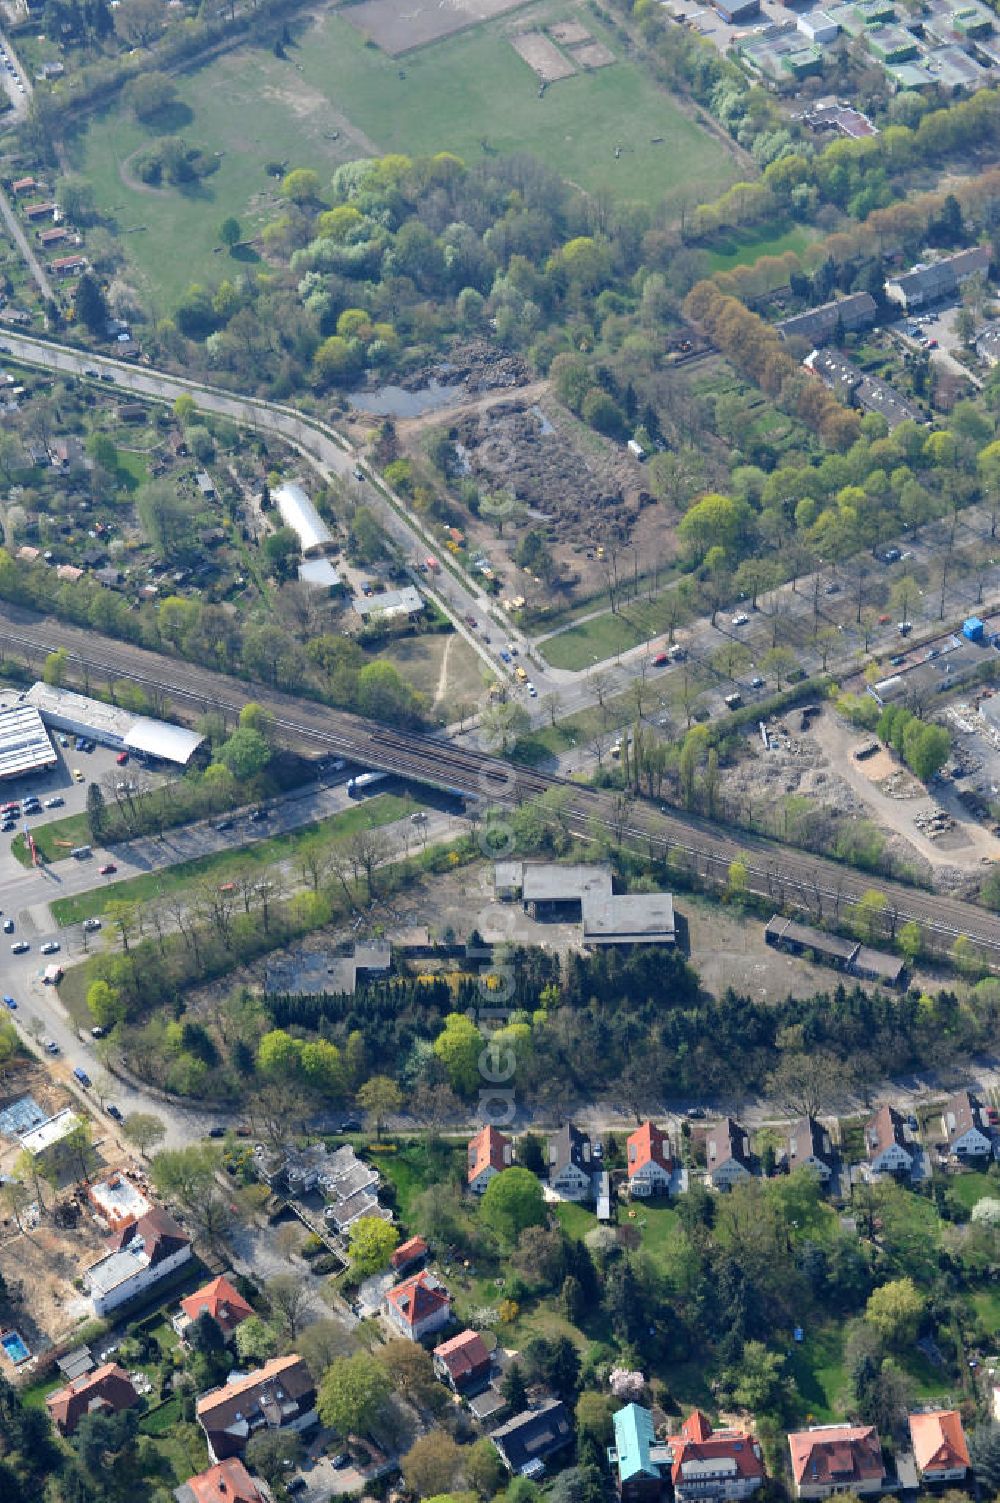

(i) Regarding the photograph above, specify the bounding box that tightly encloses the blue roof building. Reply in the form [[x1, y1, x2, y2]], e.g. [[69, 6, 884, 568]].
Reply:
[[609, 1404, 670, 1502]]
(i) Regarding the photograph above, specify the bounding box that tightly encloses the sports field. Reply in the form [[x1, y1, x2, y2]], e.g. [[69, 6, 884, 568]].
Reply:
[[70, 1, 740, 303]]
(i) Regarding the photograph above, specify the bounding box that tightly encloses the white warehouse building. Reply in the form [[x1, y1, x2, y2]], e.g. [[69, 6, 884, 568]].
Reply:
[[24, 684, 205, 766], [0, 700, 57, 782], [274, 480, 342, 590]]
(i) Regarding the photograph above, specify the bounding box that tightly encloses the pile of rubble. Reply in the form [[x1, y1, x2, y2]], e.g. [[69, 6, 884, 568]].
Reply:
[[913, 807, 956, 840]]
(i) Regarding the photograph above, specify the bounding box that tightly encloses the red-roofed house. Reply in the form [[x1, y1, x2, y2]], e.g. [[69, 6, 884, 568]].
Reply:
[[391, 1235, 428, 1274], [176, 1457, 273, 1503], [176, 1275, 253, 1341], [787, 1425, 885, 1499], [46, 1363, 139, 1436], [467, 1125, 512, 1194], [626, 1122, 674, 1197], [909, 1410, 969, 1482], [434, 1328, 492, 1393], [383, 1269, 451, 1341], [669, 1410, 765, 1503]]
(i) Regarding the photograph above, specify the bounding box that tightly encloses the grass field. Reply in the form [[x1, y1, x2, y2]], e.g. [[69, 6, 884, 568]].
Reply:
[[70, 2, 739, 303], [705, 222, 814, 273], [49, 791, 417, 925], [378, 632, 487, 721], [11, 812, 91, 867]]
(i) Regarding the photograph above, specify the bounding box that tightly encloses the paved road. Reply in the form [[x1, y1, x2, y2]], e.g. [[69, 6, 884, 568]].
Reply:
[[0, 185, 53, 302]]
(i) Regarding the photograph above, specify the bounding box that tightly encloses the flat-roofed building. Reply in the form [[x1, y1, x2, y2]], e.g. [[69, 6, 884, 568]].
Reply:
[[274, 481, 333, 557], [496, 862, 674, 949], [0, 702, 56, 782]]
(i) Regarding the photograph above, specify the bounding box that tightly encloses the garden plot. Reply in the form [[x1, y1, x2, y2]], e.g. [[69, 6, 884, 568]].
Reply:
[[510, 30, 576, 80], [549, 20, 592, 43], [342, 0, 533, 54], [569, 40, 616, 67]]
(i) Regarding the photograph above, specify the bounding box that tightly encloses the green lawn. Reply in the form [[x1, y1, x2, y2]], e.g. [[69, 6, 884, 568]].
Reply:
[[139, 1396, 182, 1437], [970, 1287, 1000, 1336], [705, 223, 814, 273], [370, 1140, 465, 1227], [11, 811, 92, 867], [947, 1169, 997, 1212], [543, 611, 647, 672], [49, 792, 417, 925], [785, 1325, 849, 1422], [70, 4, 739, 303]]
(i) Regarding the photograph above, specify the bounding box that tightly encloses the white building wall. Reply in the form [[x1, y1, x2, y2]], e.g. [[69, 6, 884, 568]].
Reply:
[[90, 1244, 192, 1317]]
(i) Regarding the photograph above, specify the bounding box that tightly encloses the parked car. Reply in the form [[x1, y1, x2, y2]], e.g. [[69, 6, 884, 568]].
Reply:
[[91, 1026, 106, 1039], [2, 919, 13, 933], [2, 995, 16, 1010], [208, 1126, 226, 1139], [749, 675, 764, 689], [731, 612, 749, 626], [213, 819, 234, 832], [44, 1040, 59, 1054], [248, 809, 269, 823], [43, 796, 63, 808], [40, 940, 60, 955], [82, 918, 102, 932], [10, 941, 28, 954], [73, 1067, 91, 1086], [98, 863, 117, 875], [116, 751, 129, 765], [72, 767, 84, 781], [106, 1104, 123, 1121], [339, 1118, 362, 1133]]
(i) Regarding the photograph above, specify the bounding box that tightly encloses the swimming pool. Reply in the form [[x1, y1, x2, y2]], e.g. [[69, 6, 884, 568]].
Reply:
[[1, 1330, 30, 1364]]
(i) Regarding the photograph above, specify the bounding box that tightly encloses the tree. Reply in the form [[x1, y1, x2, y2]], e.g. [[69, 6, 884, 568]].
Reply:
[[722, 1339, 792, 1417], [219, 216, 242, 249], [245, 1430, 303, 1487], [122, 71, 176, 121], [403, 1432, 465, 1498], [317, 1352, 392, 1436], [263, 526, 301, 581], [74, 271, 108, 335], [219, 726, 272, 781], [86, 979, 125, 1031], [266, 1273, 312, 1340], [865, 1278, 925, 1348], [357, 1075, 402, 1138], [480, 701, 531, 756], [501, 1362, 528, 1411], [281, 168, 321, 204], [122, 1112, 165, 1159], [235, 1314, 279, 1365], [348, 1216, 399, 1278], [43, 648, 68, 686], [377, 1338, 437, 1402], [480, 1167, 546, 1248], [115, 0, 163, 45]]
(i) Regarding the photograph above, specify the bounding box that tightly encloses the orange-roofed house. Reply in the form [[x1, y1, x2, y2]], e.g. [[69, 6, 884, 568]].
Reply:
[[909, 1410, 969, 1482], [391, 1235, 428, 1273], [383, 1269, 451, 1341], [788, 1425, 885, 1499], [467, 1125, 513, 1194], [176, 1274, 254, 1342], [670, 1410, 765, 1503], [434, 1328, 492, 1393], [626, 1122, 674, 1198], [176, 1457, 273, 1503], [46, 1363, 139, 1436]]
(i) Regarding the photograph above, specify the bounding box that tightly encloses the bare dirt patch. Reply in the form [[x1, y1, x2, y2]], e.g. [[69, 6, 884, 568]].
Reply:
[[342, 0, 534, 55], [568, 40, 616, 67], [549, 20, 592, 44], [510, 30, 576, 80]]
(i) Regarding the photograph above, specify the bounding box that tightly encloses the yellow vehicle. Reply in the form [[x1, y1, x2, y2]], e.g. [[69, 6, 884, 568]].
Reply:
[[515, 665, 528, 683]]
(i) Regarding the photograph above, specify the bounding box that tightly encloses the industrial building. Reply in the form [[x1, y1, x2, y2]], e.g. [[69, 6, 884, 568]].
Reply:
[[495, 862, 675, 948], [765, 916, 906, 985], [23, 683, 205, 766], [0, 700, 57, 782], [868, 636, 991, 707]]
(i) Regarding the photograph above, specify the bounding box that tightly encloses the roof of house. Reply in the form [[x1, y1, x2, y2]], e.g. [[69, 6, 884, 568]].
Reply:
[[706, 1118, 752, 1172], [181, 1275, 253, 1335], [865, 1105, 912, 1161], [493, 1399, 573, 1470], [909, 1410, 969, 1474], [109, 1205, 190, 1264], [627, 1121, 673, 1177], [46, 1362, 138, 1434], [384, 1270, 450, 1328], [549, 1121, 592, 1178], [778, 292, 877, 341], [196, 1355, 314, 1434], [391, 1235, 429, 1269], [788, 1116, 834, 1169], [468, 1125, 511, 1184], [672, 1411, 765, 1487], [613, 1403, 665, 1484], [942, 1089, 987, 1143], [888, 245, 991, 299], [788, 1425, 885, 1489], [181, 1458, 270, 1503], [434, 1329, 491, 1382]]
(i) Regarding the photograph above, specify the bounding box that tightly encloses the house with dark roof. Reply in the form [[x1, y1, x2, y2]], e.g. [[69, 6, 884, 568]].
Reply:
[[787, 1117, 835, 1183], [908, 1410, 969, 1482], [787, 1425, 885, 1499], [175, 1458, 273, 1503], [83, 1206, 192, 1316], [46, 1362, 139, 1435], [548, 1121, 594, 1201], [626, 1122, 675, 1197], [777, 292, 877, 344], [885, 246, 991, 310], [865, 1105, 916, 1178], [492, 1399, 574, 1477], [196, 1355, 317, 1463], [383, 1269, 451, 1341], [941, 1089, 992, 1161], [670, 1410, 766, 1503], [468, 1124, 513, 1194], [175, 1275, 254, 1342], [433, 1329, 493, 1393], [706, 1119, 753, 1191], [608, 1403, 670, 1503]]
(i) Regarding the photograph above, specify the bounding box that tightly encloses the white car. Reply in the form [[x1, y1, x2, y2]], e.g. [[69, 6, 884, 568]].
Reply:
[[731, 612, 750, 627], [40, 940, 60, 955], [82, 917, 102, 932], [526, 682, 537, 697]]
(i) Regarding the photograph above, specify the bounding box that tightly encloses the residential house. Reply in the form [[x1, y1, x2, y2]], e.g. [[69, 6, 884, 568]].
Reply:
[[24, 201, 57, 221], [492, 1399, 574, 1477], [353, 585, 425, 622], [83, 1206, 192, 1317], [548, 1121, 594, 1201], [626, 1121, 675, 1197], [941, 1089, 993, 1161], [46, 1363, 138, 1436], [433, 1329, 492, 1393], [608, 1403, 670, 1503], [787, 1117, 835, 1183], [885, 246, 991, 310], [391, 1235, 429, 1274], [706, 1119, 753, 1191], [51, 255, 87, 276], [383, 1270, 451, 1341], [196, 1355, 317, 1463], [787, 1425, 886, 1499], [11, 177, 39, 195], [468, 1124, 513, 1194], [670, 1410, 766, 1503], [908, 1410, 969, 1482], [175, 1458, 273, 1503], [865, 1106, 916, 1177], [175, 1274, 253, 1342], [777, 292, 877, 343]]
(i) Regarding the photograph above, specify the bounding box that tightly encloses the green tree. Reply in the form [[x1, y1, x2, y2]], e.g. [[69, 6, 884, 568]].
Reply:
[[86, 979, 125, 1031], [865, 1277, 925, 1347], [219, 726, 272, 781], [480, 1167, 546, 1248], [42, 648, 68, 686], [122, 1112, 165, 1158], [317, 1352, 392, 1436], [432, 1013, 483, 1096], [74, 271, 108, 335], [281, 168, 321, 203], [219, 216, 242, 248], [897, 921, 922, 964], [235, 1314, 279, 1365], [263, 526, 301, 581], [357, 1075, 402, 1138], [348, 1215, 400, 1278], [122, 71, 176, 121], [403, 1432, 465, 1498]]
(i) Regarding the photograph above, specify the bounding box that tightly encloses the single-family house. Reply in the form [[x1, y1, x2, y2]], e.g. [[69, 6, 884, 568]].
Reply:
[[705, 1119, 753, 1191], [52, 255, 87, 276], [175, 1458, 273, 1503], [670, 1411, 766, 1503], [626, 1121, 674, 1197], [468, 1124, 513, 1193], [391, 1235, 429, 1274], [383, 1270, 451, 1341], [492, 1399, 574, 1477], [787, 1117, 835, 1183], [83, 1206, 192, 1317], [865, 1105, 916, 1177], [941, 1089, 993, 1161], [908, 1410, 969, 1482], [548, 1121, 594, 1201], [196, 1355, 317, 1463], [787, 1425, 885, 1499], [433, 1329, 492, 1393], [176, 1274, 253, 1342], [608, 1403, 670, 1503], [46, 1362, 138, 1436]]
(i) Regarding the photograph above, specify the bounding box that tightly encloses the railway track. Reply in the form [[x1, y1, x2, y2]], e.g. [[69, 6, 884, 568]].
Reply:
[[4, 603, 1000, 956]]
